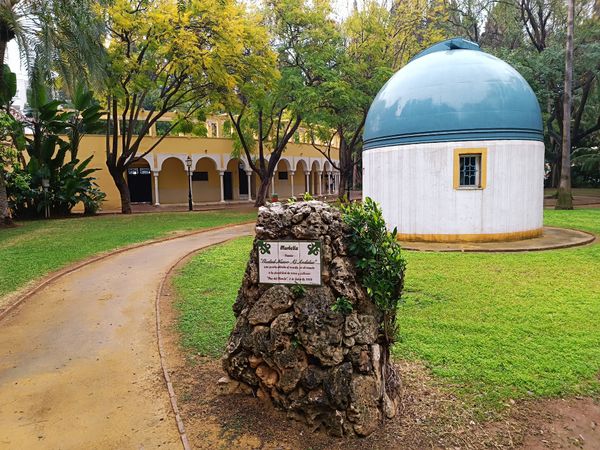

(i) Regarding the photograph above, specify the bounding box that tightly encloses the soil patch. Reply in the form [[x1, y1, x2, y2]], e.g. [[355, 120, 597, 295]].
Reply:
[[161, 278, 600, 449]]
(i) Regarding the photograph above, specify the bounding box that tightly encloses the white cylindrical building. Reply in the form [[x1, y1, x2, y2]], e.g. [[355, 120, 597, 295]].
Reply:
[[363, 39, 545, 242]]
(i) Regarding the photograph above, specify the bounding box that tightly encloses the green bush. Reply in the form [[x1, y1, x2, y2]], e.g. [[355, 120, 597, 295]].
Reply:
[[6, 82, 106, 218], [341, 197, 406, 347]]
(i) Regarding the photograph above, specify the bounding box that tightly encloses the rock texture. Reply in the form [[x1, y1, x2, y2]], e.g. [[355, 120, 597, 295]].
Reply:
[[222, 201, 398, 437]]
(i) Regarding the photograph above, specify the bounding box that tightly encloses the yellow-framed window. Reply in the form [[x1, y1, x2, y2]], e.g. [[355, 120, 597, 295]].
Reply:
[[453, 148, 487, 189]]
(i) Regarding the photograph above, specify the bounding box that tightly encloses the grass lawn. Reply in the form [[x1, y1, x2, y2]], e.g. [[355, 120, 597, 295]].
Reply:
[[0, 211, 256, 298], [173, 235, 254, 357], [173, 209, 600, 416]]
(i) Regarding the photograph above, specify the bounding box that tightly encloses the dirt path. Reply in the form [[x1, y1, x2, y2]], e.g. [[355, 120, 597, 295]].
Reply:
[[0, 223, 254, 450]]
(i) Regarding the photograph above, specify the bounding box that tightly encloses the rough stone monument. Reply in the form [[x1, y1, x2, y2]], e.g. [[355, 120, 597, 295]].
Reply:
[[221, 200, 400, 436]]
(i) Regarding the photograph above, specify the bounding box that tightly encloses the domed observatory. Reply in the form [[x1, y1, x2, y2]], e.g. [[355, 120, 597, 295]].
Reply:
[[363, 38, 544, 242]]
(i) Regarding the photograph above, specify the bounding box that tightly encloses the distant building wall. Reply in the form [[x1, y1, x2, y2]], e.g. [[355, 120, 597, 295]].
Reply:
[[74, 134, 339, 211]]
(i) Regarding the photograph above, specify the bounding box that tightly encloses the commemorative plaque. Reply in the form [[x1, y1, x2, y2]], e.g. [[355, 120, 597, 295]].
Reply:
[[257, 240, 321, 285]]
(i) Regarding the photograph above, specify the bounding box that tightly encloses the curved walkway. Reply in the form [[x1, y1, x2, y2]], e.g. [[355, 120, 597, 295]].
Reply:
[[399, 227, 595, 252], [0, 223, 254, 449]]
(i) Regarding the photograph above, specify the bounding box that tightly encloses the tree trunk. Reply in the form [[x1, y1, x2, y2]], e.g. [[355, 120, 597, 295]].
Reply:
[[254, 175, 271, 207], [337, 137, 353, 199], [556, 0, 574, 210], [0, 38, 6, 91], [0, 168, 11, 225], [109, 166, 132, 214]]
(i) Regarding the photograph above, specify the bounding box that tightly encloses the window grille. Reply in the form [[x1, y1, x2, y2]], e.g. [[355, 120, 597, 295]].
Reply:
[[459, 154, 481, 187]]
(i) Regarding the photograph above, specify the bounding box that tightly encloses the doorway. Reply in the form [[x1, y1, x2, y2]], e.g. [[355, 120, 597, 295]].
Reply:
[[127, 167, 152, 203], [224, 171, 233, 200], [238, 167, 248, 196]]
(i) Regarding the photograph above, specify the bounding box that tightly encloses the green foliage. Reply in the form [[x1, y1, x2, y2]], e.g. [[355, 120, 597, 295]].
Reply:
[[341, 197, 406, 345], [63, 83, 105, 159], [7, 82, 105, 218], [302, 192, 314, 201], [0, 109, 22, 165], [306, 0, 447, 195], [222, 120, 232, 137], [290, 283, 306, 298], [448, 0, 600, 187], [171, 112, 208, 137], [0, 64, 16, 106], [286, 196, 297, 204], [331, 296, 353, 315], [572, 147, 600, 187], [172, 236, 254, 357], [8, 156, 104, 217], [223, 0, 338, 204], [101, 0, 261, 212]]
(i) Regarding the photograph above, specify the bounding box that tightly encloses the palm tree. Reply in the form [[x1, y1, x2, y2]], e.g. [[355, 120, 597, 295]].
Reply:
[[556, 0, 575, 210], [0, 0, 105, 225]]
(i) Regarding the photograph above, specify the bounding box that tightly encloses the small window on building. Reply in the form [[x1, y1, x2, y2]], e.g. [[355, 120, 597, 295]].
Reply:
[[454, 148, 486, 189], [210, 122, 218, 137], [192, 171, 209, 181], [127, 168, 139, 175], [278, 171, 288, 180], [139, 168, 151, 175], [459, 154, 481, 187]]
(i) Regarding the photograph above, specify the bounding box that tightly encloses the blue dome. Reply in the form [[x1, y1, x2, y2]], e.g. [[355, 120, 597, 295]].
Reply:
[[363, 39, 543, 150]]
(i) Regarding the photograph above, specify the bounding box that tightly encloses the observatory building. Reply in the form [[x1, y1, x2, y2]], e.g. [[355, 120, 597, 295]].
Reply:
[[363, 38, 544, 242]]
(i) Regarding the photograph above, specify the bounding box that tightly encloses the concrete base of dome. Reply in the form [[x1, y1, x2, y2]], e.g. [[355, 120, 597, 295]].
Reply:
[[396, 228, 543, 243], [398, 227, 594, 252], [363, 139, 545, 239]]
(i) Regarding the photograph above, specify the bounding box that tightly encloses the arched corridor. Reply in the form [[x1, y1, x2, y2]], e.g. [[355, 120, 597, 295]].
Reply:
[[146, 153, 338, 206]]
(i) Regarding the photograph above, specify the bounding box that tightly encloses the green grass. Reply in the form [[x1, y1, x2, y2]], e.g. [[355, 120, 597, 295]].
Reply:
[[396, 208, 600, 412], [172, 235, 253, 357], [0, 211, 256, 298], [172, 209, 600, 414]]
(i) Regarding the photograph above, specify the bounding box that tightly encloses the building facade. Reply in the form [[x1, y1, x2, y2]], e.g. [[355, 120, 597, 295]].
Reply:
[[76, 115, 340, 211]]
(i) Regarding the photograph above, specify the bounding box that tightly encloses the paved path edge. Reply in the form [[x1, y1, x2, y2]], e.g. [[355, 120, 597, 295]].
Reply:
[[155, 236, 244, 450], [0, 220, 256, 323]]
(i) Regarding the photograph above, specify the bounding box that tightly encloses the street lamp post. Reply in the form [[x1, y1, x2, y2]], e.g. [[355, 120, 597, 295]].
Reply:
[[186, 155, 193, 211], [41, 178, 50, 219]]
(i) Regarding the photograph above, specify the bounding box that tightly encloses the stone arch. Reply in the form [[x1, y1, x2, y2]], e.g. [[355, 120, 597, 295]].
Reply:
[[295, 159, 309, 194], [157, 154, 186, 171], [222, 157, 252, 201], [136, 154, 155, 170], [310, 159, 321, 172], [192, 157, 221, 202], [277, 157, 293, 172], [275, 159, 293, 198], [192, 153, 220, 171], [295, 158, 309, 173], [158, 157, 188, 204]]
